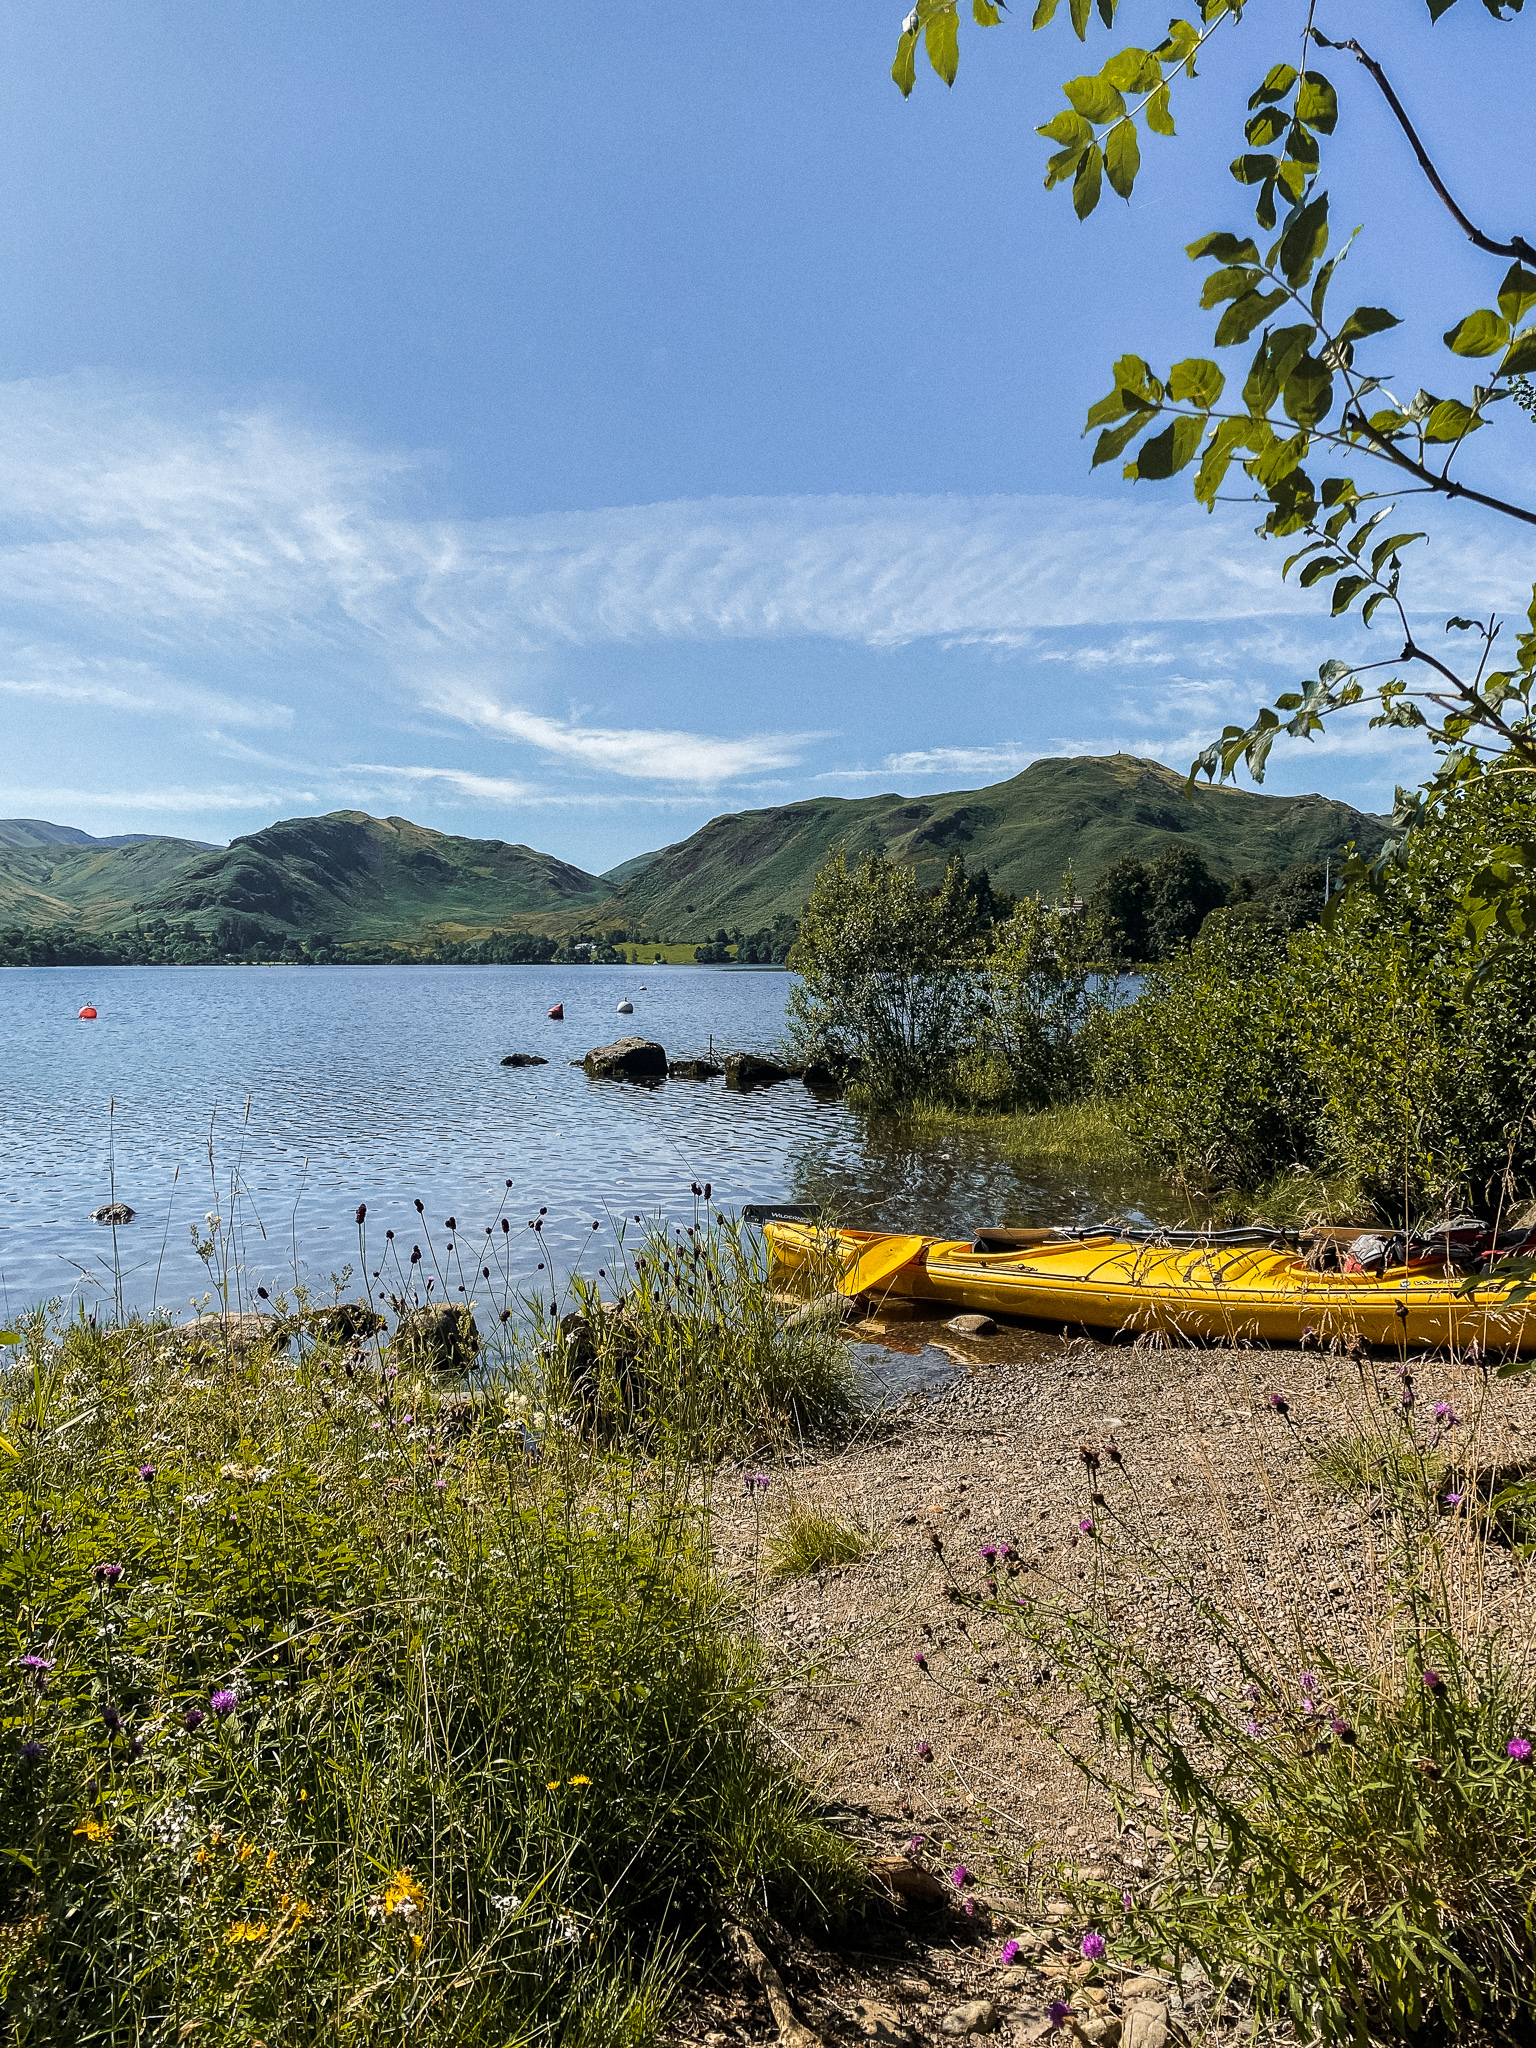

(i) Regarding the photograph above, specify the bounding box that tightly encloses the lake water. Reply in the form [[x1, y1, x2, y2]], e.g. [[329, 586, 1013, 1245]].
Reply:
[[0, 964, 1171, 1320]]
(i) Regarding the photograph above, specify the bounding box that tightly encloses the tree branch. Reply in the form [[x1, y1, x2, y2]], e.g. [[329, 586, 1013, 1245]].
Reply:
[[1342, 409, 1536, 528], [1334, 39, 1536, 267]]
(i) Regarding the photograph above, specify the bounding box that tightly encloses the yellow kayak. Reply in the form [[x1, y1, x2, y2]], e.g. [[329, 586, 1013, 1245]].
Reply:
[[764, 1221, 1536, 1354]]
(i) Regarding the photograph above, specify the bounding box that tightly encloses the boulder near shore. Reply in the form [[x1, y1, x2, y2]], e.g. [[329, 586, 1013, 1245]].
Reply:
[[583, 1036, 668, 1080]]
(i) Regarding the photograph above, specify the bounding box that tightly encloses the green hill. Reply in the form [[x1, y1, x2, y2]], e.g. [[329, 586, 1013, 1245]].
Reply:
[[598, 755, 1389, 935], [0, 836, 215, 929]]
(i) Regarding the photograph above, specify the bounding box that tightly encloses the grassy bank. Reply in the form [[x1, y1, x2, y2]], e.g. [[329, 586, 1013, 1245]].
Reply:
[[0, 1235, 865, 2044]]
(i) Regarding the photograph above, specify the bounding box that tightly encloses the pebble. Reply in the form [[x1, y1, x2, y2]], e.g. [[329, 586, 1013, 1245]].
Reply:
[[1118, 1977, 1167, 1999], [1120, 2001, 1169, 2048], [946, 1313, 997, 1336], [939, 1999, 998, 2036], [856, 1999, 916, 2045]]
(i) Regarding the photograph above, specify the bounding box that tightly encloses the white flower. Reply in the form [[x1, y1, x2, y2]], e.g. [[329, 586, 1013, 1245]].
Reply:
[[490, 1893, 523, 1915]]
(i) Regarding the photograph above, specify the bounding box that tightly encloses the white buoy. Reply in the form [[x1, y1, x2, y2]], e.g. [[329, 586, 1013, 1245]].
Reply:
[[616, 997, 634, 1014]]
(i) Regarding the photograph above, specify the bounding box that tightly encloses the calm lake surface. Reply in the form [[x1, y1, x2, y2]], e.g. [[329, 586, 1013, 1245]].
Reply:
[[0, 964, 1171, 1319]]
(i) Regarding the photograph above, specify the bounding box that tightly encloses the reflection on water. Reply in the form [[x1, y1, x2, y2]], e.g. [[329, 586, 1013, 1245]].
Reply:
[[0, 962, 1185, 1319]]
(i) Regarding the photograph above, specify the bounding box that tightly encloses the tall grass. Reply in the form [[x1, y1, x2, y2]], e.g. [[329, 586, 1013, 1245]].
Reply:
[[0, 1302, 866, 2044]]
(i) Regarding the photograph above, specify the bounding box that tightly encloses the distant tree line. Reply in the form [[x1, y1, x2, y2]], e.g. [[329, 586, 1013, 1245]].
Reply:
[[1084, 845, 1332, 964]]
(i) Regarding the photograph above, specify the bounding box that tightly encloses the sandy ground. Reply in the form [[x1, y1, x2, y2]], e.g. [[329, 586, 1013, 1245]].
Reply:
[[669, 1307, 1536, 2048]]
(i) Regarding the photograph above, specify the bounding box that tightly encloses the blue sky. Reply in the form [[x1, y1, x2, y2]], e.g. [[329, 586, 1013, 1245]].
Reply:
[[0, 1, 1528, 871]]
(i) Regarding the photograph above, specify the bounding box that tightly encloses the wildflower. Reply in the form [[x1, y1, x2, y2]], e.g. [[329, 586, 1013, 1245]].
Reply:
[[1445, 1489, 1464, 1507], [225, 1921, 270, 1944], [1508, 1738, 1532, 1763], [1300, 1671, 1320, 1695], [1047, 2000, 1073, 2032], [490, 1893, 523, 1914], [916, 1740, 931, 1759], [1422, 1669, 1445, 1695], [1079, 1445, 1099, 1473], [139, 1464, 156, 1482], [1433, 1402, 1460, 1428], [19, 1740, 44, 1762], [209, 1689, 238, 1716], [1105, 1442, 1122, 1466], [1121, 1891, 1133, 1910], [1080, 1931, 1106, 1962], [183, 1707, 204, 1732], [356, 1204, 367, 1225], [73, 1817, 107, 1841], [382, 1868, 427, 1920], [952, 1865, 971, 1887], [101, 1705, 122, 1735], [1244, 1718, 1262, 1737], [980, 1545, 998, 1564], [568, 1775, 592, 1786], [92, 1562, 123, 1585], [19, 1653, 53, 1687], [908, 1835, 926, 1854], [1078, 1518, 1095, 1536], [1267, 1392, 1289, 1415], [913, 1651, 928, 1670], [963, 1897, 977, 1916], [546, 1780, 562, 1791], [1000, 1939, 1022, 1966], [1401, 1386, 1416, 1409], [1329, 1718, 1356, 1744]]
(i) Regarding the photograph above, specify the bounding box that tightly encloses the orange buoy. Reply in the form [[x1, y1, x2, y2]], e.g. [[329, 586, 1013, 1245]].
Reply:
[[78, 1006, 98, 1020], [548, 1002, 564, 1020]]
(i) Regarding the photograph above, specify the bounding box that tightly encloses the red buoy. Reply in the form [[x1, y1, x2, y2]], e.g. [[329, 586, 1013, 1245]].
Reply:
[[78, 1006, 97, 1020], [548, 1002, 564, 1020]]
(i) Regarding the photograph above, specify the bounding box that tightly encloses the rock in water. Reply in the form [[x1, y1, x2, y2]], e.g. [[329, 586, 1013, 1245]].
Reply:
[[307, 1300, 387, 1343], [582, 1036, 667, 1080], [91, 1202, 135, 1224], [947, 1312, 998, 1336], [395, 1301, 480, 1375], [499, 1053, 548, 1067], [724, 1052, 797, 1089], [165, 1311, 286, 1357], [668, 1057, 722, 1080]]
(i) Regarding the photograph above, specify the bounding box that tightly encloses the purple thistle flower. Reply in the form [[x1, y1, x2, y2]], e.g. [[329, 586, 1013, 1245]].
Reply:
[[1078, 1517, 1095, 1536], [1267, 1392, 1289, 1415], [1423, 1669, 1445, 1695], [20, 1654, 53, 1688], [19, 1739, 45, 1762], [1000, 1939, 1022, 1966], [1080, 1931, 1106, 1962], [1329, 1718, 1356, 1744], [951, 1864, 971, 1888], [908, 1834, 926, 1854], [355, 1203, 367, 1225], [182, 1708, 205, 1732], [963, 1897, 977, 1916], [101, 1704, 121, 1734], [1401, 1387, 1416, 1409], [1300, 1697, 1317, 1716], [1445, 1490, 1464, 1507], [1047, 2003, 1073, 2034], [209, 1689, 238, 1716], [1300, 1671, 1320, 1695], [92, 1562, 123, 1584], [1244, 1717, 1262, 1737], [1507, 1736, 1532, 1763], [913, 1650, 927, 1670], [1121, 1891, 1133, 1910], [139, 1464, 156, 1482], [916, 1740, 931, 1759]]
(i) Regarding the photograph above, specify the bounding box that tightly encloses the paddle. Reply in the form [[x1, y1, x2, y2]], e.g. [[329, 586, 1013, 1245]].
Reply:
[[837, 1235, 928, 1298]]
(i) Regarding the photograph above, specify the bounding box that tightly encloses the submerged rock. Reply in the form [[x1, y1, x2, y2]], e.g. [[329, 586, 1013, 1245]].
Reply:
[[668, 1057, 722, 1080], [499, 1053, 548, 1068], [724, 1053, 798, 1090], [91, 1202, 136, 1224], [582, 1036, 667, 1080]]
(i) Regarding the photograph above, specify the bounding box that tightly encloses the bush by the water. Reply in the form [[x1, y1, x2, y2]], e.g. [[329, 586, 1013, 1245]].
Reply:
[[0, 1307, 864, 2044]]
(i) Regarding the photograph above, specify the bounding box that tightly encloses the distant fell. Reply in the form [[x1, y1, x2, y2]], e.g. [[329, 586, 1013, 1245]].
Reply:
[[601, 755, 1389, 934], [0, 817, 216, 850]]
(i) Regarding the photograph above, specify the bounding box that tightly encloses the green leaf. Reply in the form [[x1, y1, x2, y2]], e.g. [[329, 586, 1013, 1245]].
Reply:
[[1338, 305, 1402, 343], [1064, 73, 1126, 121], [1187, 230, 1259, 264], [1128, 414, 1205, 478], [1251, 431, 1307, 487], [1498, 262, 1536, 325], [1282, 352, 1334, 429], [1444, 308, 1511, 357], [1073, 142, 1104, 218], [1255, 174, 1279, 233], [1230, 152, 1277, 186], [1103, 46, 1163, 90], [973, 0, 1003, 22], [1091, 408, 1156, 465], [1032, 0, 1061, 22], [1244, 108, 1287, 146], [1295, 71, 1338, 134], [1199, 264, 1258, 308], [1194, 415, 1255, 505], [1278, 194, 1329, 286], [1361, 589, 1392, 626], [1145, 82, 1176, 135], [891, 29, 919, 96], [1298, 555, 1347, 587], [1108, 352, 1162, 403], [1038, 108, 1094, 145], [1370, 531, 1427, 574], [1069, 0, 1091, 39], [1045, 140, 1090, 189], [1331, 573, 1370, 615], [1105, 117, 1141, 198], [1245, 324, 1314, 414], [1423, 397, 1484, 442], [1169, 357, 1225, 407], [925, 10, 960, 86], [0, 1331, 19, 1345], [1154, 18, 1201, 74], [1247, 63, 1298, 106], [1501, 331, 1536, 375], [1214, 287, 1287, 348]]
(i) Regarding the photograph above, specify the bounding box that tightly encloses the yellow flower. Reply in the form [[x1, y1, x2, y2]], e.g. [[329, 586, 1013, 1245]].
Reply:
[[281, 1898, 314, 1927], [298, 1788, 308, 1802], [237, 1837, 254, 1864], [545, 1780, 561, 1791], [226, 1920, 270, 1944], [73, 1817, 107, 1841], [568, 1775, 591, 1786], [382, 1868, 426, 1920], [409, 1930, 425, 1958], [265, 1847, 278, 1873]]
